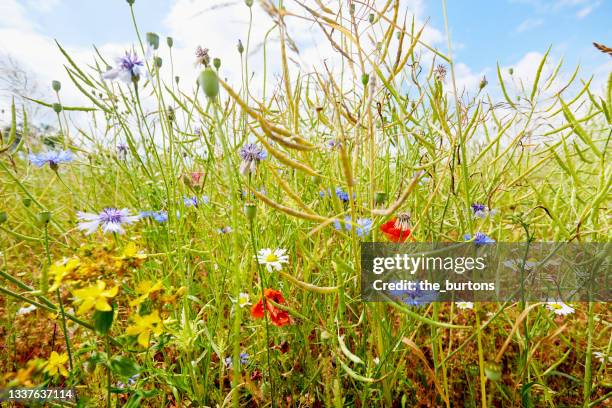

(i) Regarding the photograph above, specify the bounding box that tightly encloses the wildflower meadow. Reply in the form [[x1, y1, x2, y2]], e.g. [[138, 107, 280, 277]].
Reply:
[[0, 1, 611, 407]]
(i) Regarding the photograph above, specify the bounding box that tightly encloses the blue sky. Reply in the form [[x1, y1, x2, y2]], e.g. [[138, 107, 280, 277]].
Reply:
[[0, 0, 610, 117]]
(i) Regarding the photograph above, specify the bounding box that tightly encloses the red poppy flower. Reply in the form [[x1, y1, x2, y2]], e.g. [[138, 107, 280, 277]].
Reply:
[[380, 218, 412, 242], [251, 288, 291, 327]]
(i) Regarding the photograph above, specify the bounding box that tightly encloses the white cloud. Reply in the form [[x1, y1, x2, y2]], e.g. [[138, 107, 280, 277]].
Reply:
[[576, 1, 600, 18], [515, 18, 544, 33]]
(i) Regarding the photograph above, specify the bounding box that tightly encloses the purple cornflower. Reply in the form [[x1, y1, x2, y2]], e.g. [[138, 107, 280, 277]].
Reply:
[[464, 232, 495, 245], [224, 353, 249, 368], [102, 50, 146, 83], [471, 203, 495, 219], [29, 150, 73, 169], [238, 143, 267, 175], [389, 282, 437, 308], [117, 143, 128, 159], [77, 208, 139, 235], [184, 195, 209, 207], [140, 210, 168, 223]]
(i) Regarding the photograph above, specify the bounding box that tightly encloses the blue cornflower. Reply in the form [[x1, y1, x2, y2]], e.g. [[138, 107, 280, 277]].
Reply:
[[389, 282, 437, 308], [333, 216, 372, 238], [77, 208, 139, 235], [224, 353, 249, 368], [335, 187, 351, 202], [464, 232, 495, 245], [217, 226, 233, 234], [471, 203, 495, 219], [140, 210, 168, 223], [102, 50, 146, 83], [238, 143, 267, 175], [29, 150, 73, 169], [184, 195, 209, 207]]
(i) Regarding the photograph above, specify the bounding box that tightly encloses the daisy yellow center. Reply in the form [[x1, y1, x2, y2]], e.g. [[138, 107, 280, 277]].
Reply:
[[551, 303, 562, 310], [265, 253, 278, 262]]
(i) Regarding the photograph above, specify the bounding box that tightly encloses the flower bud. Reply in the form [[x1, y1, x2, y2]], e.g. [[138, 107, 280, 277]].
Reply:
[[52, 103, 62, 113], [361, 73, 369, 87], [23, 197, 32, 207], [237, 39, 244, 54], [0, 212, 7, 224], [375, 191, 387, 205], [245, 203, 257, 220], [245, 0, 253, 6], [154, 56, 163, 68], [175, 75, 180, 84], [479, 76, 488, 90], [166, 36, 173, 47], [38, 211, 51, 224], [213, 58, 221, 70], [126, 0, 135, 4], [146, 32, 160, 50], [368, 13, 375, 23], [51, 80, 61, 92], [198, 67, 219, 98], [509, 68, 514, 75]]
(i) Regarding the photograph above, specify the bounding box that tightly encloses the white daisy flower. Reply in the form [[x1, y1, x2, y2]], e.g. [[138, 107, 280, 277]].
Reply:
[[456, 301, 474, 310], [257, 248, 289, 272], [236, 292, 250, 308], [545, 300, 575, 316], [593, 351, 611, 364], [16, 304, 37, 316]]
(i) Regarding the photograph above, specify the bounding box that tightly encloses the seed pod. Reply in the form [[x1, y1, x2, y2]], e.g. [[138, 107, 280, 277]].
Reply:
[[509, 68, 514, 75], [166, 36, 173, 47], [375, 191, 387, 205], [146, 32, 160, 50], [52, 80, 61, 92], [213, 58, 221, 70], [245, 0, 253, 6], [237, 39, 244, 54], [245, 203, 257, 220], [38, 211, 51, 224], [175, 75, 180, 84], [154, 56, 163, 68], [52, 103, 62, 113], [198, 67, 219, 98], [126, 0, 135, 4], [0, 212, 7, 224], [23, 197, 32, 207], [368, 13, 375, 23]]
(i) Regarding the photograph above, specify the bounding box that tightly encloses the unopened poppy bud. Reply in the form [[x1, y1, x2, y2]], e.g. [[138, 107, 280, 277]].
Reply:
[[23, 197, 32, 207], [146, 32, 159, 50], [368, 13, 375, 23], [375, 191, 387, 205], [198, 67, 219, 98], [154, 56, 163, 68], [361, 73, 369, 87], [52, 103, 62, 113], [38, 211, 51, 224], [245, 0, 253, 6], [213, 58, 221, 70], [245, 203, 257, 220], [166, 36, 173, 47], [52, 80, 61, 92], [237, 39, 244, 54], [0, 212, 7, 224]]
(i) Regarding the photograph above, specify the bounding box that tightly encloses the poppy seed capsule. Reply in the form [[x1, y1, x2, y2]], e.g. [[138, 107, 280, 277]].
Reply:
[[361, 73, 369, 87], [198, 68, 219, 98], [245, 203, 257, 220], [154, 56, 163, 68], [23, 197, 32, 207], [146, 32, 159, 50], [375, 191, 387, 205], [237, 39, 244, 54], [368, 13, 375, 23], [52, 80, 61, 92], [38, 211, 51, 224], [509, 68, 514, 75], [166, 36, 173, 47], [213, 58, 221, 70], [52, 103, 62, 113], [245, 0, 253, 6], [0, 212, 7, 224]]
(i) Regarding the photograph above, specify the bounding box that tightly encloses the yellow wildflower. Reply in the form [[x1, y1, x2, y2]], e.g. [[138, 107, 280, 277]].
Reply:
[[129, 280, 164, 307], [48, 258, 80, 292], [43, 352, 69, 377], [72, 280, 118, 315], [126, 310, 163, 348]]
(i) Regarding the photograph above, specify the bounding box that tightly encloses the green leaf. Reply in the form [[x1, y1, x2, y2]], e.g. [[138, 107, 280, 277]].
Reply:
[[93, 307, 114, 335], [109, 356, 141, 378]]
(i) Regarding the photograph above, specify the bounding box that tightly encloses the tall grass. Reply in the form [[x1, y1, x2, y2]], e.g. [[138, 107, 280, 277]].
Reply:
[[1, 1, 611, 406]]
